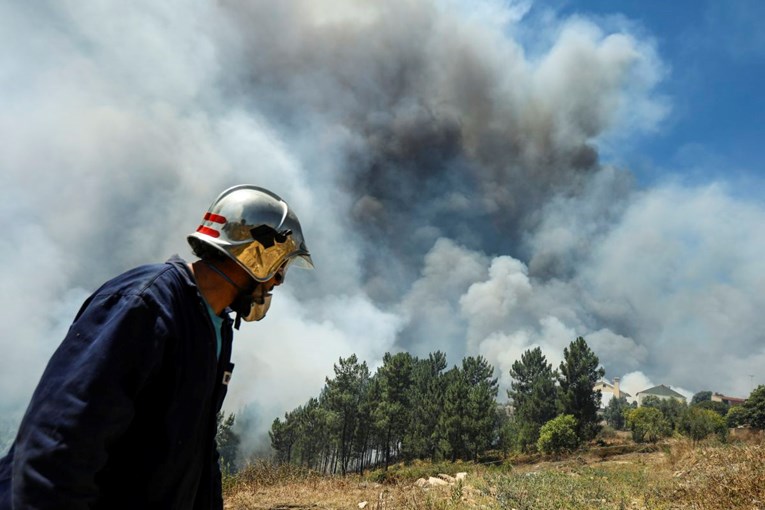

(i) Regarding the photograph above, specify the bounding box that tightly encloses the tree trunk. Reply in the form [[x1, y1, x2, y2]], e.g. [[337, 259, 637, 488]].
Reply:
[[384, 425, 392, 471]]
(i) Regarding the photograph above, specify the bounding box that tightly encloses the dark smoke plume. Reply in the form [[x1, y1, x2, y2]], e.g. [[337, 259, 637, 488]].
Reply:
[[2, 1, 764, 458]]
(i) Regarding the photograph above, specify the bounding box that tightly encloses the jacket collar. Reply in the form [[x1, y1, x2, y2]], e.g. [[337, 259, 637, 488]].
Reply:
[[166, 254, 197, 288], [167, 254, 235, 327]]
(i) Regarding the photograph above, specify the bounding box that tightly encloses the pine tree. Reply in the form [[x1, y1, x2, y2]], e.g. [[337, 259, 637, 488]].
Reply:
[[462, 356, 499, 460], [352, 373, 380, 472], [438, 366, 469, 461], [507, 347, 558, 451], [324, 354, 370, 474], [557, 337, 605, 441], [269, 413, 296, 463], [436, 356, 498, 461], [373, 352, 414, 470], [216, 411, 240, 472], [287, 397, 333, 470], [406, 351, 448, 461]]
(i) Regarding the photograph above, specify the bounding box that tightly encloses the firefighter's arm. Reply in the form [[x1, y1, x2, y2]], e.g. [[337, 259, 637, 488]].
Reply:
[[12, 293, 164, 510]]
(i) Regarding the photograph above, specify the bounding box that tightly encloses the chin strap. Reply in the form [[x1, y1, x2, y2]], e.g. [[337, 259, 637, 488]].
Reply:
[[201, 260, 249, 293], [201, 260, 251, 329]]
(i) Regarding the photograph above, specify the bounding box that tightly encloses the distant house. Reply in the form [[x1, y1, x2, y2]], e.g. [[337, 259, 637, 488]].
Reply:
[[711, 392, 746, 407], [594, 377, 632, 405], [636, 384, 687, 406]]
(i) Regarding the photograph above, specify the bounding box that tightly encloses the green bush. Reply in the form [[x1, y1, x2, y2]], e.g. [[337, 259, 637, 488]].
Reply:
[[726, 405, 748, 428], [742, 385, 765, 429], [537, 415, 579, 454], [678, 407, 728, 443], [693, 400, 729, 417], [640, 396, 686, 431], [626, 407, 670, 443]]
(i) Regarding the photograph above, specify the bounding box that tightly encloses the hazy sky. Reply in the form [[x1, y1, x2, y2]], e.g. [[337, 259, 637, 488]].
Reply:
[[1, 0, 763, 454]]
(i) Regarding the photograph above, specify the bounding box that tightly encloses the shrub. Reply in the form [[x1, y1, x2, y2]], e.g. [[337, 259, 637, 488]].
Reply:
[[537, 415, 579, 454], [678, 407, 728, 443], [693, 400, 729, 417], [726, 405, 748, 428], [641, 396, 686, 431], [626, 407, 670, 443], [742, 385, 765, 429]]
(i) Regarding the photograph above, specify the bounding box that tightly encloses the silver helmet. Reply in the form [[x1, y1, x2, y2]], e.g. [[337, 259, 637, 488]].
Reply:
[[187, 185, 314, 282]]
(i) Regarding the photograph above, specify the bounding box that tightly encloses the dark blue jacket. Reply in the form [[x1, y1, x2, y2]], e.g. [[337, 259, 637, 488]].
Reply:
[[0, 256, 234, 509]]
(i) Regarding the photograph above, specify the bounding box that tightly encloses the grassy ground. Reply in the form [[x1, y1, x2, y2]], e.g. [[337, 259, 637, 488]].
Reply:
[[223, 438, 765, 510]]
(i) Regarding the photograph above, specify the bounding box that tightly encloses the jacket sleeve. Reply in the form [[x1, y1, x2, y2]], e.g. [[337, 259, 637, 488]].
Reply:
[[12, 292, 166, 510]]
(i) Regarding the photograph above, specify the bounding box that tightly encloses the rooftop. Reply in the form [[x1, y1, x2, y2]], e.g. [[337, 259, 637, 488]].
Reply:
[[636, 384, 686, 399]]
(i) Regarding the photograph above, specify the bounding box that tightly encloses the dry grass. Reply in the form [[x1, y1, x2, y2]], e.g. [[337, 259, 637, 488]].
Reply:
[[661, 439, 765, 509], [225, 438, 765, 510], [224, 460, 495, 510]]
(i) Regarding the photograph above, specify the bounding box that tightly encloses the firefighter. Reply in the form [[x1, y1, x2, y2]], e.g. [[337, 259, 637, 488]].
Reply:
[[0, 185, 313, 509]]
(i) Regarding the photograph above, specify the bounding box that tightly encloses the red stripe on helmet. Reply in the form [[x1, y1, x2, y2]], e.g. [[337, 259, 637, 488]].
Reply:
[[203, 212, 226, 224], [196, 225, 220, 238]]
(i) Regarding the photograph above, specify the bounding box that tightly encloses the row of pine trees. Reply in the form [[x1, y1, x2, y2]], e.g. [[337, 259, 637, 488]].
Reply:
[[267, 336, 605, 473]]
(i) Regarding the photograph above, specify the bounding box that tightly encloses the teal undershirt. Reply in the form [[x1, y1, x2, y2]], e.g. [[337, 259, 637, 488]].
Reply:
[[204, 301, 223, 360]]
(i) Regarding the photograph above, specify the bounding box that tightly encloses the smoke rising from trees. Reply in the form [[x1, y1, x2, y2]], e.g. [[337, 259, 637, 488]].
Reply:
[[1, 1, 763, 456]]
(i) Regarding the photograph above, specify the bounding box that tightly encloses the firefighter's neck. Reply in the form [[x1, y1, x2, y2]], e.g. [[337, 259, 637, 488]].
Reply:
[[190, 258, 251, 315]]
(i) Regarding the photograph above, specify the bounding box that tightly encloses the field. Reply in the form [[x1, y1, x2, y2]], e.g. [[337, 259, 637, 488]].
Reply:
[[223, 438, 765, 510]]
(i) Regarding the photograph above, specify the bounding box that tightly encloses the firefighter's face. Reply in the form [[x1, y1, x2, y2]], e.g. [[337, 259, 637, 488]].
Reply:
[[240, 263, 287, 322]]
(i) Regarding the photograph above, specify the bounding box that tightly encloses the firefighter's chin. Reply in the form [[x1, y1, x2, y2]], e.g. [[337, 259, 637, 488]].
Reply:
[[242, 293, 272, 322]]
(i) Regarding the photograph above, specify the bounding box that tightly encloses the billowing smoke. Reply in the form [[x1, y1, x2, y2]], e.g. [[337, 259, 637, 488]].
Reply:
[[1, 1, 763, 458]]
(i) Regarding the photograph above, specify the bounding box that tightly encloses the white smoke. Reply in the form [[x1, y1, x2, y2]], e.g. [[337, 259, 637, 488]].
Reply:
[[1, 0, 763, 458]]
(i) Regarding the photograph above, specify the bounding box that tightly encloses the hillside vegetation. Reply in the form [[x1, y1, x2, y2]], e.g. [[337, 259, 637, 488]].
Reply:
[[223, 438, 764, 510], [220, 339, 765, 508], [259, 337, 765, 477]]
